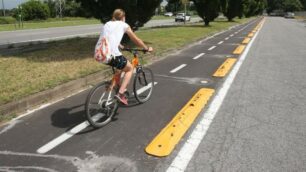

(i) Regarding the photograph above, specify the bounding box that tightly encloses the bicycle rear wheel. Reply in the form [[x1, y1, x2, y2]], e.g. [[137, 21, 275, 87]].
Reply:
[[85, 81, 118, 128], [133, 67, 154, 103]]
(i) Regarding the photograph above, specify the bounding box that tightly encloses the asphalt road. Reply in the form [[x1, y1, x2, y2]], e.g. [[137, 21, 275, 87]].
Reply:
[[0, 18, 201, 46], [1, 17, 303, 172], [184, 17, 306, 172]]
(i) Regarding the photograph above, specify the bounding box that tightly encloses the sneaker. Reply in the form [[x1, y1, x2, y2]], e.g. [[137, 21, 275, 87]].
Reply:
[[115, 93, 128, 105]]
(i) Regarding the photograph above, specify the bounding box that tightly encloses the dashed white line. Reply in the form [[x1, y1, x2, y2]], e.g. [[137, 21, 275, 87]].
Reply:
[[37, 121, 90, 154], [166, 19, 264, 172], [170, 64, 187, 73], [230, 34, 234, 37], [225, 37, 229, 40], [208, 46, 216, 51], [136, 82, 157, 95], [235, 31, 239, 34], [218, 41, 224, 45], [192, 53, 205, 60]]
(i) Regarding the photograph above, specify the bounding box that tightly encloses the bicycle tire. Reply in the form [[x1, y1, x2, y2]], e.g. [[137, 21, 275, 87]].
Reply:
[[133, 67, 154, 103], [85, 81, 118, 128]]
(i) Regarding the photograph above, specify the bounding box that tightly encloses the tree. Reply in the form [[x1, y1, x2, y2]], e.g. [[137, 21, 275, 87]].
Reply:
[[300, 0, 306, 9], [244, 0, 267, 17], [13, 0, 50, 20], [166, 0, 184, 12], [76, 0, 162, 31], [283, 0, 302, 12], [64, 0, 82, 17], [267, 0, 302, 13], [44, 0, 56, 17], [222, 0, 241, 21], [192, 0, 220, 26]]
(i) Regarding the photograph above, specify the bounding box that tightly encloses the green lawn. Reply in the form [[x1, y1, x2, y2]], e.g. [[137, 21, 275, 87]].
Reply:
[[0, 17, 254, 107]]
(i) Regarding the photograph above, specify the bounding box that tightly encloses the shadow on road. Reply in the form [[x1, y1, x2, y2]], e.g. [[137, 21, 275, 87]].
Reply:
[[50, 104, 86, 129]]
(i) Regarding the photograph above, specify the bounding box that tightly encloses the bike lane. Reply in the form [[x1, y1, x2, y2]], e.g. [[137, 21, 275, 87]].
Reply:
[[0, 18, 261, 171]]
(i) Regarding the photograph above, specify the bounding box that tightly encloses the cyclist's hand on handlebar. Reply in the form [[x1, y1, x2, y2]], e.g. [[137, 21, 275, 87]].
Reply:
[[146, 46, 153, 52]]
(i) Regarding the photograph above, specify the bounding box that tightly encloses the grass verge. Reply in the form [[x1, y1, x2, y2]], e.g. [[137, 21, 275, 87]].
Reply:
[[0, 15, 186, 32], [0, 17, 254, 114]]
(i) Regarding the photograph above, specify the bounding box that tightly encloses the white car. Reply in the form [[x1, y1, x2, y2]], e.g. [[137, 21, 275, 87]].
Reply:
[[164, 12, 174, 17], [284, 12, 295, 19], [175, 13, 191, 22]]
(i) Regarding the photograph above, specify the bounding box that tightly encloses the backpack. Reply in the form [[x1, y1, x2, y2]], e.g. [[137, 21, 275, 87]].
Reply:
[[94, 36, 113, 64]]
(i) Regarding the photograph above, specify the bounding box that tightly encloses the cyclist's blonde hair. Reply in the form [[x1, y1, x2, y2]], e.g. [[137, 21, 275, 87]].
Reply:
[[112, 9, 125, 21]]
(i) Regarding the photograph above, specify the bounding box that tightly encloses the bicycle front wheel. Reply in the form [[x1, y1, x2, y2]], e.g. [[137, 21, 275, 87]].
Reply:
[[133, 67, 154, 103], [85, 81, 118, 128]]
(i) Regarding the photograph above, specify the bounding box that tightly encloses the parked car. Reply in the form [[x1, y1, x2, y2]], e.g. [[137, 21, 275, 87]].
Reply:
[[175, 13, 191, 22], [284, 12, 295, 19], [164, 12, 174, 17]]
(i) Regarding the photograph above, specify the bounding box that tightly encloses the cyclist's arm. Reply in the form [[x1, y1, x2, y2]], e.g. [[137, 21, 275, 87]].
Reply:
[[126, 27, 153, 51]]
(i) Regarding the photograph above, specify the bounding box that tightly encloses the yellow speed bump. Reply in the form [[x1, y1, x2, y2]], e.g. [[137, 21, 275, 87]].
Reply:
[[145, 88, 215, 157], [233, 45, 246, 55], [242, 37, 251, 44], [248, 33, 254, 37], [213, 58, 237, 77]]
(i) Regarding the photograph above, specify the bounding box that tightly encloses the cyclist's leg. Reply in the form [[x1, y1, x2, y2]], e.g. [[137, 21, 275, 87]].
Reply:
[[119, 61, 133, 94]]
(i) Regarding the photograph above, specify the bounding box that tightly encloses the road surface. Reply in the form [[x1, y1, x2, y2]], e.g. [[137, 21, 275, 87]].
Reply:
[[1, 17, 306, 172], [0, 18, 201, 46]]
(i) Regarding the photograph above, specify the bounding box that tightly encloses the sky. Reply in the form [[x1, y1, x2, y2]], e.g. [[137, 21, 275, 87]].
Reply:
[[2, 0, 28, 9]]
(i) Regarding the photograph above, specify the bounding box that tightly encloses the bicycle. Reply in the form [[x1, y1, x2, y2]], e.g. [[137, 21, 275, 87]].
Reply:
[[85, 48, 155, 128]]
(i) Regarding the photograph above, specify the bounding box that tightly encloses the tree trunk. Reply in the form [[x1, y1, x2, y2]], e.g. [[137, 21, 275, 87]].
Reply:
[[204, 18, 209, 26]]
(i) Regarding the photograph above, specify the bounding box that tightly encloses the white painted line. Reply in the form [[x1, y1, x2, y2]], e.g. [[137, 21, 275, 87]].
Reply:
[[136, 82, 157, 95], [37, 121, 90, 154], [170, 64, 187, 73], [166, 19, 264, 172], [192, 53, 205, 60], [235, 31, 239, 34], [230, 34, 234, 37], [208, 46, 216, 51], [218, 41, 224, 45], [225, 37, 229, 40]]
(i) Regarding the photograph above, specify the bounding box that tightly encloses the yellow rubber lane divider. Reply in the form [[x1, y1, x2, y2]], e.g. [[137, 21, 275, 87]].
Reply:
[[242, 37, 251, 44], [213, 58, 237, 77], [248, 33, 254, 37], [233, 45, 246, 55], [145, 88, 215, 157]]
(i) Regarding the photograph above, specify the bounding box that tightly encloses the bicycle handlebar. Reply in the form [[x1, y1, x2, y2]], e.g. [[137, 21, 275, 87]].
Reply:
[[122, 48, 148, 53]]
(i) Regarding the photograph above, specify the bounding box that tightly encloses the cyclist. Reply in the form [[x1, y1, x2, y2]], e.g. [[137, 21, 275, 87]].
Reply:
[[98, 9, 153, 105]]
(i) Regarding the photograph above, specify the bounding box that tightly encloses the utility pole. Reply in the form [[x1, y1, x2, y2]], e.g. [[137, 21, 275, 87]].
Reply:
[[181, 0, 188, 24], [1, 0, 5, 16]]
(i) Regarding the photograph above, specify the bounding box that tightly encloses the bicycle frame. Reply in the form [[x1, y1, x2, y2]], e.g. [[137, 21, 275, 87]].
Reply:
[[100, 48, 148, 106], [109, 49, 144, 91]]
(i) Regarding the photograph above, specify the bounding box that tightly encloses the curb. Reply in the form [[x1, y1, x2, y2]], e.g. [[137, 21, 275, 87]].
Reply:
[[0, 18, 257, 121]]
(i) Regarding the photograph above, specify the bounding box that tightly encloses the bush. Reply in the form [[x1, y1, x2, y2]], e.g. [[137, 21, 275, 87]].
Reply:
[[0, 17, 17, 24], [13, 0, 50, 21]]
